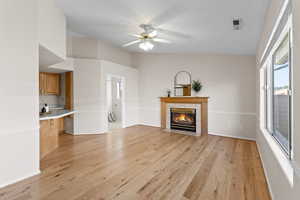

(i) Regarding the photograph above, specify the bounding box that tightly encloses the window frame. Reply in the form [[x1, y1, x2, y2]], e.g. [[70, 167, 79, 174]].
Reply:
[[271, 31, 292, 156], [262, 17, 293, 158]]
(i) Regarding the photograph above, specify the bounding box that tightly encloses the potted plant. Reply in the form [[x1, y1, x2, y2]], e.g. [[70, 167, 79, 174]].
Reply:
[[192, 80, 202, 96]]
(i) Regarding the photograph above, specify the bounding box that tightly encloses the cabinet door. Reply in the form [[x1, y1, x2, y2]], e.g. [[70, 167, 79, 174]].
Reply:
[[46, 73, 60, 95], [58, 117, 64, 134], [40, 119, 59, 159], [40, 120, 51, 159], [39, 72, 46, 95], [50, 119, 59, 148]]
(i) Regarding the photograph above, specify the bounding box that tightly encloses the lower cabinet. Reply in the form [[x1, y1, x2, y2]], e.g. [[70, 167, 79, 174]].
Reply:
[[59, 117, 64, 135], [40, 118, 64, 159]]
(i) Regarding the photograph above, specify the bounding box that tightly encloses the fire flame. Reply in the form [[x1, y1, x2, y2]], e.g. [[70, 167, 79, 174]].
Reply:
[[179, 114, 186, 121], [175, 114, 192, 122]]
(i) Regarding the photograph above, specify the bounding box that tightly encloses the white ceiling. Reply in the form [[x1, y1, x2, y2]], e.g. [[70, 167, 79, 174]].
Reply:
[[56, 0, 270, 55]]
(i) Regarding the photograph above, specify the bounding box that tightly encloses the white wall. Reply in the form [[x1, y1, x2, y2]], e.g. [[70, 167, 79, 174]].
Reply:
[[99, 41, 132, 67], [38, 0, 66, 59], [67, 36, 98, 59], [257, 0, 284, 59], [46, 58, 75, 72], [0, 0, 39, 187], [67, 35, 132, 67], [291, 0, 300, 197], [73, 59, 139, 134], [133, 53, 257, 140], [73, 59, 103, 134], [256, 0, 300, 199], [67, 34, 137, 135], [293, 0, 300, 176]]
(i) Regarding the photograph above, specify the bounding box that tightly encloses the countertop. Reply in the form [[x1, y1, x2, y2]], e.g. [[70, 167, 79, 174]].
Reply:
[[40, 109, 75, 121]]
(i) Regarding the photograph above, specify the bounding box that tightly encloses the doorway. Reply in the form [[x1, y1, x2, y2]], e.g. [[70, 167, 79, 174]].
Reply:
[[106, 75, 125, 131]]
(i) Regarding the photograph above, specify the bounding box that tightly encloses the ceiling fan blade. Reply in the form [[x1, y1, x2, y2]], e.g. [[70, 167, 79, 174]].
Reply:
[[157, 28, 192, 39], [148, 30, 158, 38], [153, 38, 171, 43], [123, 40, 140, 47], [129, 34, 142, 38], [148, 5, 186, 28]]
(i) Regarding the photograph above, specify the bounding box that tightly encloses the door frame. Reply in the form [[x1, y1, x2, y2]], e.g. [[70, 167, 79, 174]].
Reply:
[[106, 74, 126, 130]]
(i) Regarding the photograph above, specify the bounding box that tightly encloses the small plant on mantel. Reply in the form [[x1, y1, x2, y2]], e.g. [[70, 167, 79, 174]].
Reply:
[[192, 80, 202, 96]]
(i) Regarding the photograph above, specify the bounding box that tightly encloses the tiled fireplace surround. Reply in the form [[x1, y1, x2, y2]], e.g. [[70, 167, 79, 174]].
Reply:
[[160, 97, 209, 136], [166, 103, 201, 135]]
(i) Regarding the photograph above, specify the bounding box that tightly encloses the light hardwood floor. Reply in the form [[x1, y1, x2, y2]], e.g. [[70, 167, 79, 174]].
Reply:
[[0, 125, 271, 200]]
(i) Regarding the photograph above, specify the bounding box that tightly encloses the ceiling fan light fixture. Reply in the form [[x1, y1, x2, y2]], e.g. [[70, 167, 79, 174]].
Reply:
[[139, 41, 154, 51]]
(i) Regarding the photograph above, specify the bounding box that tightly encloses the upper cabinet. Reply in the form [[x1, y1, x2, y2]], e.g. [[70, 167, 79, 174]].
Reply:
[[40, 72, 60, 95], [39, 0, 66, 67]]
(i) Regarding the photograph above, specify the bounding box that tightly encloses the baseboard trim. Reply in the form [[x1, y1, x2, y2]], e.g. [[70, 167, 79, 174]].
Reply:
[[208, 132, 256, 141], [138, 123, 160, 128], [256, 140, 275, 200], [0, 170, 40, 189], [72, 132, 107, 135], [64, 130, 74, 135]]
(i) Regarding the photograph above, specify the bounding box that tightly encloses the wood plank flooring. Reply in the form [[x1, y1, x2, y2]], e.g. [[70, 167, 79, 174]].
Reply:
[[0, 125, 271, 200]]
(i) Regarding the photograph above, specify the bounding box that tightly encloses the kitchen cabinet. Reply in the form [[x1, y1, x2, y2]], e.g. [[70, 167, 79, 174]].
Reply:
[[40, 117, 65, 159], [59, 117, 64, 135], [39, 72, 46, 95], [40, 119, 59, 159], [65, 72, 73, 110], [39, 72, 60, 95], [46, 73, 60, 95]]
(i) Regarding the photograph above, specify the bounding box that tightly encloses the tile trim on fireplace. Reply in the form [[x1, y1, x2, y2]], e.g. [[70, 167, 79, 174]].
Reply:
[[160, 97, 209, 135]]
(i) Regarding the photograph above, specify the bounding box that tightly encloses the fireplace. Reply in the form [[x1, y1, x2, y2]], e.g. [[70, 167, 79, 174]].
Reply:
[[170, 108, 196, 132]]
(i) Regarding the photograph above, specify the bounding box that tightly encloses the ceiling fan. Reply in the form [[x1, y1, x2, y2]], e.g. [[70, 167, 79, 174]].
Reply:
[[123, 24, 171, 51]]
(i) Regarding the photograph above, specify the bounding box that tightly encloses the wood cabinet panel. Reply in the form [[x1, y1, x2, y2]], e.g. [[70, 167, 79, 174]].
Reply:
[[40, 119, 60, 159], [46, 73, 60, 95], [65, 72, 73, 110], [59, 118, 64, 135], [39, 72, 46, 94], [39, 72, 60, 95], [40, 120, 50, 159]]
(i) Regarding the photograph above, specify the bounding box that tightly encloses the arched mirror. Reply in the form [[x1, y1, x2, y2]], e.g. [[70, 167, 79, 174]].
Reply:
[[174, 71, 192, 96]]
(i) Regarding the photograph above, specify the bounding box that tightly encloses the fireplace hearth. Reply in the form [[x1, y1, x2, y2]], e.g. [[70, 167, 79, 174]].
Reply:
[[170, 108, 196, 132]]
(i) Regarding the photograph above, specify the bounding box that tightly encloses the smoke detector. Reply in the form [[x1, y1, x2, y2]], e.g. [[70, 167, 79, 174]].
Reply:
[[233, 18, 241, 30]]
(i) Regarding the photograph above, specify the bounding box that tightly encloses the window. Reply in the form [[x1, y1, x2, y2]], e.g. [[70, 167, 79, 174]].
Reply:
[[264, 31, 292, 156]]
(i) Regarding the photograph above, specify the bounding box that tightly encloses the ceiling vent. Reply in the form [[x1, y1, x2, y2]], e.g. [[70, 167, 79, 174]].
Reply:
[[233, 19, 241, 30]]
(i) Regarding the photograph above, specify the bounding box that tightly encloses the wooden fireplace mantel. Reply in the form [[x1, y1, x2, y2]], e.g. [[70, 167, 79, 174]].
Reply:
[[160, 97, 209, 135]]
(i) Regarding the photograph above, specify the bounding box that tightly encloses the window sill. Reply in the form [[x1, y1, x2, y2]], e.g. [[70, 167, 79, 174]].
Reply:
[[260, 127, 294, 186]]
